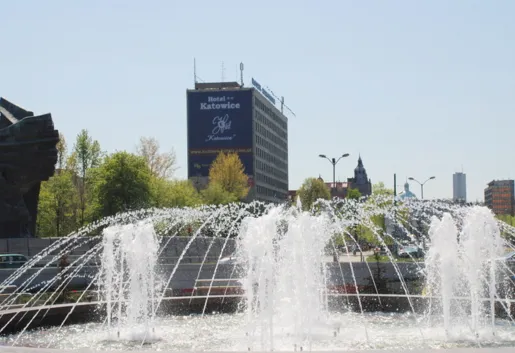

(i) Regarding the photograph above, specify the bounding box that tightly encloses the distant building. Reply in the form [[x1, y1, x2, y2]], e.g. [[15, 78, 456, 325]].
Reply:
[[320, 178, 349, 199], [453, 172, 467, 203], [484, 180, 515, 216], [290, 176, 348, 201], [397, 182, 417, 200], [289, 156, 372, 201], [320, 156, 372, 198], [186, 80, 288, 203], [347, 156, 372, 196]]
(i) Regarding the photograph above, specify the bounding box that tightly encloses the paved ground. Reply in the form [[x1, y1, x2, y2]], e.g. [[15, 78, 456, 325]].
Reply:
[[325, 250, 374, 263], [1, 347, 514, 353]]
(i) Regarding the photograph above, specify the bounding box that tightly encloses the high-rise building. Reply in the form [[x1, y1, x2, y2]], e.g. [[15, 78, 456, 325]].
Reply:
[[484, 180, 514, 216], [453, 172, 467, 203], [186, 81, 288, 203]]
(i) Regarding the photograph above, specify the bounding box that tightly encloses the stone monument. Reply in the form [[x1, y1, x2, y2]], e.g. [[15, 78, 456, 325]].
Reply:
[[0, 98, 59, 238]]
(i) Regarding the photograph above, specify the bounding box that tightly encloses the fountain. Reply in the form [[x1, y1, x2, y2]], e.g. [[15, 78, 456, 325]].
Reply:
[[0, 198, 514, 351], [100, 222, 160, 342], [425, 207, 509, 341], [238, 205, 335, 351]]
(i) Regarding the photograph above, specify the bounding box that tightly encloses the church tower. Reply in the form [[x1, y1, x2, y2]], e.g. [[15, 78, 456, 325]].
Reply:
[[348, 155, 372, 196]]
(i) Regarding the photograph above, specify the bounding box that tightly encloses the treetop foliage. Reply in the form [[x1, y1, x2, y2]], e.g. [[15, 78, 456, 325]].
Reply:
[[37, 133, 252, 237]]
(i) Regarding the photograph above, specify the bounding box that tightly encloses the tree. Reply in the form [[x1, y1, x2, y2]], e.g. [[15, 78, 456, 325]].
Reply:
[[37, 134, 80, 237], [93, 152, 152, 217], [150, 178, 203, 208], [372, 182, 394, 196], [136, 137, 177, 179], [208, 152, 249, 200], [366, 182, 394, 241], [496, 214, 515, 240], [56, 133, 68, 171], [37, 169, 78, 237], [297, 177, 331, 210], [347, 188, 362, 200], [73, 129, 102, 226], [201, 182, 238, 205]]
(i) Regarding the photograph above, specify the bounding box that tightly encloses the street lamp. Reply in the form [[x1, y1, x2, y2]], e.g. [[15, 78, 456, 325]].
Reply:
[[319, 153, 350, 192], [408, 176, 435, 200]]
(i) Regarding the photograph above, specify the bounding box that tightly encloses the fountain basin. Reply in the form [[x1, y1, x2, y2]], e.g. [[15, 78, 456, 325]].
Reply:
[[1, 311, 515, 351]]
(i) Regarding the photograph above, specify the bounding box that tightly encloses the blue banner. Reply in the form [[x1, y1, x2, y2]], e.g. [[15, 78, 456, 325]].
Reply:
[[187, 90, 254, 177]]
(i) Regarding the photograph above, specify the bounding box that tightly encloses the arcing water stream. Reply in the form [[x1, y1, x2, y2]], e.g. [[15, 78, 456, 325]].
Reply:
[[0, 197, 514, 350]]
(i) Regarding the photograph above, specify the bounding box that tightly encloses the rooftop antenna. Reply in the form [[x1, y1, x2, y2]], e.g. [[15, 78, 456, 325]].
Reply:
[[221, 61, 226, 83], [193, 58, 197, 85], [266, 87, 296, 117], [240, 62, 244, 87]]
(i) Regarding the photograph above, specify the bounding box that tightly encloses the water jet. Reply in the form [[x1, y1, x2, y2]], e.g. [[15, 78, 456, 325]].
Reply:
[[0, 199, 513, 351]]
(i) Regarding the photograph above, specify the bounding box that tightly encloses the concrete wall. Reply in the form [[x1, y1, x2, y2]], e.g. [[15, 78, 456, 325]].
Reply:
[[0, 263, 241, 294], [0, 236, 426, 294]]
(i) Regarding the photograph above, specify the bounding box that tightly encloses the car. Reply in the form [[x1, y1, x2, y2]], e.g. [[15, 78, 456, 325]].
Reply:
[[398, 245, 421, 258], [505, 251, 515, 261], [0, 254, 28, 268], [500, 251, 515, 263]]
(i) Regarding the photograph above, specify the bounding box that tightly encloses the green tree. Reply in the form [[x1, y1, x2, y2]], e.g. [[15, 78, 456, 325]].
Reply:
[[37, 134, 80, 237], [201, 182, 238, 205], [73, 129, 103, 226], [208, 152, 249, 200], [56, 133, 68, 171], [347, 188, 362, 200], [93, 152, 152, 217], [37, 169, 78, 237], [150, 178, 203, 208], [297, 177, 331, 210], [372, 182, 394, 196], [365, 181, 395, 243], [497, 214, 515, 240]]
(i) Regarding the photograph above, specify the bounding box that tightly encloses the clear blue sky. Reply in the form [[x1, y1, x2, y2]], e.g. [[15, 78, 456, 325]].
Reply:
[[2, 0, 514, 201]]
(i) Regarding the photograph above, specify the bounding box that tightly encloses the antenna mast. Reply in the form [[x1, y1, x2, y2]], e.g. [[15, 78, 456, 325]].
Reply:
[[221, 62, 225, 83], [240, 62, 244, 87], [266, 87, 296, 117], [193, 58, 197, 85]]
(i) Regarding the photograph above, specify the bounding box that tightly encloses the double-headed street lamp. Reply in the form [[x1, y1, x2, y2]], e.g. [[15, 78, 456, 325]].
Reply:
[[319, 153, 350, 192], [408, 176, 435, 200]]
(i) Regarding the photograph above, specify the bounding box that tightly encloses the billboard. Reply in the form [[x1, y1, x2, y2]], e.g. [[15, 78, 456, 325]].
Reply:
[[187, 89, 253, 178], [251, 78, 276, 105]]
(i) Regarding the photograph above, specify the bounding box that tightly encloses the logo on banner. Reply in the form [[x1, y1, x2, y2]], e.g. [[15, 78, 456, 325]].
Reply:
[[206, 114, 236, 142]]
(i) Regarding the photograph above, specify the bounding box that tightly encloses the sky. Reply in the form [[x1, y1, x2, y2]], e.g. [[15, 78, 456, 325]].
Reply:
[[2, 0, 514, 202]]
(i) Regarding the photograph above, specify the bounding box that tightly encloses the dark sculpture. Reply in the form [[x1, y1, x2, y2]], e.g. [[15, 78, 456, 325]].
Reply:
[[0, 98, 59, 238]]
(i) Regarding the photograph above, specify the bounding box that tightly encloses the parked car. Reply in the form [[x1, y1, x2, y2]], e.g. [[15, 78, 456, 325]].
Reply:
[[0, 254, 28, 268], [398, 245, 422, 258], [503, 251, 515, 262]]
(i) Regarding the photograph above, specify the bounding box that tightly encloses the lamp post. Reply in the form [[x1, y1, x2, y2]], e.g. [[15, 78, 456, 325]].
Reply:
[[408, 176, 435, 200], [318, 153, 350, 193]]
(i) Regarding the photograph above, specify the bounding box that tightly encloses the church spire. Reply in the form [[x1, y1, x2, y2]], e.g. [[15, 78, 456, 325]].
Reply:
[[357, 154, 363, 167]]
